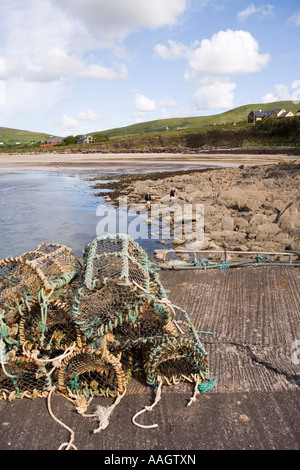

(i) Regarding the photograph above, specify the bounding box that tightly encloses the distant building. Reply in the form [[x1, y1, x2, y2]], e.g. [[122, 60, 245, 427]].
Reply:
[[40, 138, 62, 147], [248, 108, 294, 123], [77, 135, 94, 144], [280, 111, 295, 117]]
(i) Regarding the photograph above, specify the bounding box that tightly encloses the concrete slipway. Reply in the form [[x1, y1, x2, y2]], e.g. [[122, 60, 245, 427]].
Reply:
[[0, 265, 299, 452]]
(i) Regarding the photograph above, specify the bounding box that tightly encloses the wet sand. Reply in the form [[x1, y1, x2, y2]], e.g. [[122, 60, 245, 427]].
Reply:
[[0, 151, 299, 170]]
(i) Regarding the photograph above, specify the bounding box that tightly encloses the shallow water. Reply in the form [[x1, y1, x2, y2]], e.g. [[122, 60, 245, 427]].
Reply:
[[0, 167, 168, 260]]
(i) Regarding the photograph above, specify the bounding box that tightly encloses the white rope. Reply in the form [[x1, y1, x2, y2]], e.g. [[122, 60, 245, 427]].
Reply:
[[187, 375, 200, 407], [22, 341, 77, 366], [132, 376, 163, 429], [81, 389, 127, 434], [47, 386, 78, 450]]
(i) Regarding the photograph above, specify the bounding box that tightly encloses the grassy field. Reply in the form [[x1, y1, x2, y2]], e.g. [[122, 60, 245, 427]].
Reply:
[[0, 127, 61, 147], [0, 100, 299, 152], [92, 100, 300, 140]]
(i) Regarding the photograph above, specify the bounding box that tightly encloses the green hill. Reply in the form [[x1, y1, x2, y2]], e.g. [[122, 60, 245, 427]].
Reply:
[[0, 127, 61, 147], [93, 101, 300, 140], [0, 101, 299, 153]]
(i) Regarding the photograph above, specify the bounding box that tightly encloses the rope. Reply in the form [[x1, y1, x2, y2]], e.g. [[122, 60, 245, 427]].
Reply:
[[22, 342, 77, 368], [132, 280, 184, 334], [47, 386, 78, 450], [87, 389, 127, 434], [132, 376, 163, 429], [0, 338, 16, 379], [231, 342, 300, 386], [187, 375, 200, 406]]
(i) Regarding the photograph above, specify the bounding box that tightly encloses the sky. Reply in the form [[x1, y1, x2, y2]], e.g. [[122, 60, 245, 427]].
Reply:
[[0, 0, 299, 137]]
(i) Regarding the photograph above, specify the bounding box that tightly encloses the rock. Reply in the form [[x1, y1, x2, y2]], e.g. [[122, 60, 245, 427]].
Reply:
[[221, 215, 235, 231], [181, 254, 191, 262], [205, 205, 216, 217], [159, 195, 172, 204], [201, 240, 221, 250], [276, 198, 300, 234], [171, 238, 186, 246], [249, 213, 269, 228], [255, 223, 281, 241], [218, 184, 265, 212], [153, 249, 168, 260], [234, 217, 249, 231], [185, 240, 205, 251]]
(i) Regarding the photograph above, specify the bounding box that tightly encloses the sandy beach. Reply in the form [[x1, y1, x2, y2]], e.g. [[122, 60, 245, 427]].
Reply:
[[0, 151, 299, 169]]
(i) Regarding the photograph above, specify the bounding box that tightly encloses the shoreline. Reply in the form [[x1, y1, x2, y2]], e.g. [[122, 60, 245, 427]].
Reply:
[[1, 152, 299, 256], [89, 160, 300, 256], [0, 151, 299, 170]]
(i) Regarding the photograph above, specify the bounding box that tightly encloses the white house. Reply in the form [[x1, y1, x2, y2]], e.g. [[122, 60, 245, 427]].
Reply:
[[77, 135, 94, 144], [248, 108, 294, 123]]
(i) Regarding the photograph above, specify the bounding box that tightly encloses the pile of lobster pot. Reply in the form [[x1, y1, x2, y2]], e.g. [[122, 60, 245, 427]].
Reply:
[[0, 234, 214, 409]]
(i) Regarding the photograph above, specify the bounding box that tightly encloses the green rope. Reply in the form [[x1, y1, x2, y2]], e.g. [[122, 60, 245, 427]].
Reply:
[[69, 372, 79, 392], [198, 377, 218, 393]]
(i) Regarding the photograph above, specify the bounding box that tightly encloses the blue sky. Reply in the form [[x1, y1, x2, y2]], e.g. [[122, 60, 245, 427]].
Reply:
[[0, 0, 299, 136]]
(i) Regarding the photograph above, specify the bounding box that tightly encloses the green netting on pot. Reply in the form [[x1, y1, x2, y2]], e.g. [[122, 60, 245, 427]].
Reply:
[[57, 347, 128, 400], [0, 355, 50, 401], [19, 295, 83, 358], [81, 234, 151, 291], [142, 304, 211, 388]]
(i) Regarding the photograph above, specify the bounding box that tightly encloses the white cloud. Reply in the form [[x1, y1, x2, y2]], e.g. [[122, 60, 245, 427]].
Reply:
[[237, 3, 274, 22], [193, 78, 236, 110], [0, 1, 130, 84], [262, 84, 292, 103], [57, 0, 188, 45], [0, 77, 71, 128], [57, 109, 103, 136], [0, 0, 188, 123], [288, 11, 300, 27], [135, 93, 157, 112], [76, 110, 99, 121], [59, 110, 100, 129], [186, 30, 271, 78], [59, 114, 79, 130], [0, 44, 128, 83], [155, 30, 270, 82], [134, 93, 177, 113], [154, 40, 191, 60], [154, 30, 270, 111]]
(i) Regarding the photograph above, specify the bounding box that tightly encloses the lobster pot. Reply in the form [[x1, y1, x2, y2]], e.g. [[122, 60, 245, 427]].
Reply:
[[19, 294, 83, 359], [143, 336, 210, 388], [32, 243, 82, 278], [83, 234, 150, 267], [148, 268, 168, 299], [71, 280, 144, 350], [0, 257, 53, 334], [82, 234, 151, 291], [142, 303, 211, 387], [0, 245, 81, 319], [57, 348, 128, 399], [72, 277, 174, 354], [0, 245, 81, 356], [108, 299, 176, 354], [0, 356, 50, 401]]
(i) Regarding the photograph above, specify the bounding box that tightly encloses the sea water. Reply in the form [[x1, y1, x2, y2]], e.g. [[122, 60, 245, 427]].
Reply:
[[0, 167, 167, 260]]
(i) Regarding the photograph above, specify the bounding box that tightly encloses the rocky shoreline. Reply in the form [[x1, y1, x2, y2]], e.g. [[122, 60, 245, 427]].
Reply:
[[92, 162, 300, 254]]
